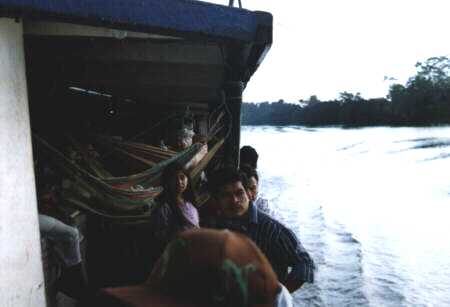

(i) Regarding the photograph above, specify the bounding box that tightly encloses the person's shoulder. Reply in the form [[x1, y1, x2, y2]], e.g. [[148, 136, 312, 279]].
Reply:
[[256, 210, 286, 231], [257, 209, 278, 224], [257, 212, 298, 239], [255, 197, 269, 207], [255, 198, 272, 215]]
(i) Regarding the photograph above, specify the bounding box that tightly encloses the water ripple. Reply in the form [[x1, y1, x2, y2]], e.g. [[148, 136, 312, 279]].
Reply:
[[420, 152, 450, 162], [336, 142, 365, 151]]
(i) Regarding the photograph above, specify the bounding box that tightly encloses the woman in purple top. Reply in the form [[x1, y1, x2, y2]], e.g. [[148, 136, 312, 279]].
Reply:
[[150, 162, 199, 260]]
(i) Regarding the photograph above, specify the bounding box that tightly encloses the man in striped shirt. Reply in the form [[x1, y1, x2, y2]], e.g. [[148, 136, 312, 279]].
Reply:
[[202, 167, 315, 293]]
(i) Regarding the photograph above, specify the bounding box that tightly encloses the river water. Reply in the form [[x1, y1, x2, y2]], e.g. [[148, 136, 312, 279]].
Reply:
[[241, 126, 450, 307]]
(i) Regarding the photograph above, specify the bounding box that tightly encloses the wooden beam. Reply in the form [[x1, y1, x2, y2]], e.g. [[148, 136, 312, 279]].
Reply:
[[25, 35, 224, 65], [68, 83, 220, 104], [71, 62, 224, 88], [223, 81, 244, 168]]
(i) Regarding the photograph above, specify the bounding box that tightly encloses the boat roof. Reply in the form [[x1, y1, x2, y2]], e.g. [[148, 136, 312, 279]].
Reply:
[[0, 0, 272, 42]]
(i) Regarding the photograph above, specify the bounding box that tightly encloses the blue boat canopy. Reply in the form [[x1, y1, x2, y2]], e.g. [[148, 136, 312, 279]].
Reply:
[[0, 0, 272, 42]]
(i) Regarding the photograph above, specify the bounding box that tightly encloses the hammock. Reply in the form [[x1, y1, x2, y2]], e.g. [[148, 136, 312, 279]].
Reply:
[[66, 134, 112, 178], [34, 134, 203, 211], [34, 134, 224, 219], [93, 136, 177, 174], [91, 135, 204, 188]]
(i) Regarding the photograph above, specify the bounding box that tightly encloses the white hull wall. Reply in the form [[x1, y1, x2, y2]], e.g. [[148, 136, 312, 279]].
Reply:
[[0, 18, 46, 307]]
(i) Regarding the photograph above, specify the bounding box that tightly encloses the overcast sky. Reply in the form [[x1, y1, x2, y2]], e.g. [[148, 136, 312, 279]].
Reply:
[[205, 0, 450, 102]]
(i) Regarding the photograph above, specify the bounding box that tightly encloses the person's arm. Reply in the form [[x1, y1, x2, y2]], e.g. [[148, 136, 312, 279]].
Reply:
[[277, 227, 315, 293], [153, 206, 172, 241], [149, 203, 173, 263], [284, 266, 305, 292]]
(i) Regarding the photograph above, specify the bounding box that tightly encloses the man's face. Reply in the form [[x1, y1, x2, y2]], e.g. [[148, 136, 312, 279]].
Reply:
[[215, 181, 250, 218], [246, 176, 259, 202]]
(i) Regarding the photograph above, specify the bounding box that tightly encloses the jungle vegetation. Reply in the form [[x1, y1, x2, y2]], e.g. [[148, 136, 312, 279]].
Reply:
[[242, 56, 450, 126]]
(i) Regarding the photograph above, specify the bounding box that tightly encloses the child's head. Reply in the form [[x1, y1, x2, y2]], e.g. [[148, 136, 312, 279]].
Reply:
[[161, 162, 191, 199]]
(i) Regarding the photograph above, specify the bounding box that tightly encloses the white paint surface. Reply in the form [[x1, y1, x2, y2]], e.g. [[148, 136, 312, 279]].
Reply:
[[0, 18, 46, 307]]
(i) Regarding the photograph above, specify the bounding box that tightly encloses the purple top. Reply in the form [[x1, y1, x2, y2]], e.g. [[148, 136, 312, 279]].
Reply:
[[178, 201, 199, 228]]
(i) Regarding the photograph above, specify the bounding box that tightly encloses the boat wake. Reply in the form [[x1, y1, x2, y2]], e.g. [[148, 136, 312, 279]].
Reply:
[[287, 203, 369, 307], [316, 218, 368, 307]]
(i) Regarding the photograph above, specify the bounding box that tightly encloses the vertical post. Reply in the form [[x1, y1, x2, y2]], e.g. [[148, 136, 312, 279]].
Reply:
[[0, 18, 46, 306], [223, 81, 244, 168]]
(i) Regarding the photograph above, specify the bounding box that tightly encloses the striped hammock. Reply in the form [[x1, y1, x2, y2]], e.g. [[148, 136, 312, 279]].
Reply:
[[34, 134, 223, 219]]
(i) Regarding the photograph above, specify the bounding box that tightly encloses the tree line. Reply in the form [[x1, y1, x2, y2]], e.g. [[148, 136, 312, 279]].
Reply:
[[242, 56, 450, 126]]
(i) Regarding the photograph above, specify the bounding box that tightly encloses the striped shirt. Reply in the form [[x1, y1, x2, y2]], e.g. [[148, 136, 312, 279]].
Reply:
[[202, 203, 315, 284]]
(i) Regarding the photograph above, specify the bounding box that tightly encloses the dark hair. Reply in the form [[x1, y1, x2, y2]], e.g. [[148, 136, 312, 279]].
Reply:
[[240, 146, 258, 169], [208, 167, 248, 196], [239, 164, 258, 183], [161, 162, 194, 202]]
